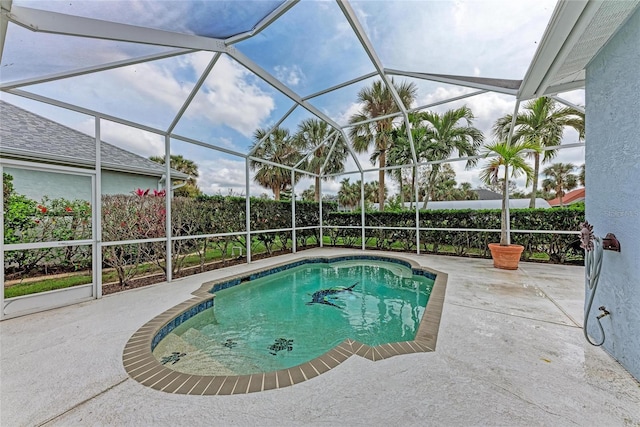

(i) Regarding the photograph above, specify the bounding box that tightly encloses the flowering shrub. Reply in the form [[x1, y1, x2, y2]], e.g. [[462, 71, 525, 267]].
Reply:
[[101, 189, 166, 286], [4, 187, 92, 276], [167, 197, 207, 274]]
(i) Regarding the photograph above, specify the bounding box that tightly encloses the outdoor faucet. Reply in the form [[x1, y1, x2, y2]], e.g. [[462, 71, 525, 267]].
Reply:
[[597, 306, 610, 320]]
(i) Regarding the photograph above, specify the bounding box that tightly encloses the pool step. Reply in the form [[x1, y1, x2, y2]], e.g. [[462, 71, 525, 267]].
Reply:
[[152, 332, 197, 358], [152, 330, 235, 376], [181, 328, 267, 374]]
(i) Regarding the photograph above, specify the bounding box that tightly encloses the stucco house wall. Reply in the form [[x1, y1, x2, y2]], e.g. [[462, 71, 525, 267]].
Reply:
[[585, 6, 640, 380], [100, 170, 163, 196], [3, 167, 93, 201], [3, 167, 161, 201]]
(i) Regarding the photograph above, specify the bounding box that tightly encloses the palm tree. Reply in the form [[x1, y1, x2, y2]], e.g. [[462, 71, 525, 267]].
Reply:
[[457, 182, 478, 200], [417, 106, 484, 208], [295, 118, 348, 202], [493, 97, 584, 208], [149, 154, 201, 197], [249, 127, 302, 200], [363, 181, 386, 204], [338, 178, 359, 210], [349, 79, 417, 210], [579, 163, 585, 187], [387, 113, 429, 209], [480, 140, 542, 246], [386, 135, 411, 206], [542, 162, 578, 206], [430, 163, 457, 201], [301, 186, 316, 202]]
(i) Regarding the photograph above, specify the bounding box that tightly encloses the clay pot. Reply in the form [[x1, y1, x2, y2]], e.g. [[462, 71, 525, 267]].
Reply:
[[488, 243, 525, 270]]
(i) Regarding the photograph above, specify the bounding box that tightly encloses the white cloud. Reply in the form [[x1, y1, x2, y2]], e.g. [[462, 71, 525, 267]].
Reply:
[[6, 0, 586, 200], [274, 65, 306, 87], [109, 60, 192, 113], [214, 137, 240, 151], [358, 0, 556, 79], [19, 51, 277, 142], [452, 1, 467, 30], [555, 89, 586, 108], [76, 118, 164, 158], [186, 55, 276, 137], [416, 87, 515, 142], [197, 157, 335, 198], [198, 158, 259, 196], [335, 101, 366, 128]]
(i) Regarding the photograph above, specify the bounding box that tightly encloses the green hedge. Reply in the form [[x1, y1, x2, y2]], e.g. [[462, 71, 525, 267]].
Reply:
[[325, 207, 585, 264], [194, 195, 336, 254], [5, 188, 583, 286]]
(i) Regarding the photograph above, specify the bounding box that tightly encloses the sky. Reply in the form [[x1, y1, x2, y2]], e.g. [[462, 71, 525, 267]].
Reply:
[[0, 0, 586, 199]]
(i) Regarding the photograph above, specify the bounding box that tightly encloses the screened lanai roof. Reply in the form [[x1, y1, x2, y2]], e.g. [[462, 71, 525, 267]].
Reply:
[[1, 0, 638, 184]]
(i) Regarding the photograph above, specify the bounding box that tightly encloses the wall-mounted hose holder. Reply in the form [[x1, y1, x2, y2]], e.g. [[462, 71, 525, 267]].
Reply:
[[580, 221, 606, 346], [602, 233, 621, 252], [579, 223, 621, 253]]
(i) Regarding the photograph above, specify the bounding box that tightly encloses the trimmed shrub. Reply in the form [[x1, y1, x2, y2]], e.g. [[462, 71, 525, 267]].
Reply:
[[325, 207, 585, 263]]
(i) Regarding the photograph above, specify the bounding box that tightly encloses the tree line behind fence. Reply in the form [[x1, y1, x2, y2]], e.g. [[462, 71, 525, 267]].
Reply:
[[4, 189, 584, 286]]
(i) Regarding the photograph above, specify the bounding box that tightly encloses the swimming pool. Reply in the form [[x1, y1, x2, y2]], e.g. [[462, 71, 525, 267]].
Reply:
[[152, 259, 433, 376], [123, 254, 447, 395]]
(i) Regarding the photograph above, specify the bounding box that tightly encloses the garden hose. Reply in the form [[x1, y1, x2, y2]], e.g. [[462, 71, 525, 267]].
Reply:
[[584, 236, 606, 346]]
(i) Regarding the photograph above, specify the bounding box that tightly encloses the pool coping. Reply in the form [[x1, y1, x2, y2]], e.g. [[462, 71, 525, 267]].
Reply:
[[123, 254, 448, 395]]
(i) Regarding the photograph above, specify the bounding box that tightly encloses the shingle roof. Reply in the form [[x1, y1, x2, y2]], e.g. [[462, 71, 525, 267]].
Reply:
[[0, 100, 188, 179], [473, 189, 503, 200]]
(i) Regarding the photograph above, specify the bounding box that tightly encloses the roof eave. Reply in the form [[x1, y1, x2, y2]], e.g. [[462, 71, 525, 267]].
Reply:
[[518, 0, 591, 100]]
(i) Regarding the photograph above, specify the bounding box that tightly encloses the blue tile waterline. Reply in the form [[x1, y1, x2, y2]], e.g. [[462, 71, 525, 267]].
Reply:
[[151, 298, 214, 351], [209, 255, 436, 293]]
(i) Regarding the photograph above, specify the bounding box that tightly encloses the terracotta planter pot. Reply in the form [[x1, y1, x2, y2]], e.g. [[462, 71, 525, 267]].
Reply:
[[488, 243, 525, 270]]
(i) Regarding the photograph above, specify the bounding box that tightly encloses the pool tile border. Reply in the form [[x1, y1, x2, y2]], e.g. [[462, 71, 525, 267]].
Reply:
[[123, 254, 448, 395]]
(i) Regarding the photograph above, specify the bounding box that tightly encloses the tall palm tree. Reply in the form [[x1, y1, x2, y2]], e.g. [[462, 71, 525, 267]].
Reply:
[[417, 106, 484, 208], [493, 97, 584, 208], [387, 113, 429, 209], [386, 135, 411, 207], [295, 118, 348, 202], [542, 162, 578, 206], [480, 140, 542, 245], [579, 163, 585, 187], [349, 79, 417, 211], [249, 127, 302, 200]]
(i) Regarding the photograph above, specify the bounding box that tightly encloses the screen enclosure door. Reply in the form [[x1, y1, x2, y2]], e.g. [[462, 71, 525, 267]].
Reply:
[[2, 162, 97, 319]]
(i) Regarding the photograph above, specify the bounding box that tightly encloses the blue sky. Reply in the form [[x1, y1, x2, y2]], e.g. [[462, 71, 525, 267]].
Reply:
[[1, 0, 585, 197]]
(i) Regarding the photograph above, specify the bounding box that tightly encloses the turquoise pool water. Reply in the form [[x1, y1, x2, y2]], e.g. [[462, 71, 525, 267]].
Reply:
[[152, 260, 434, 376]]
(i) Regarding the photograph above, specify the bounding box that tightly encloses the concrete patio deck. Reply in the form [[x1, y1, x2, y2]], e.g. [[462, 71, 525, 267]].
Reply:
[[1, 248, 639, 426]]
